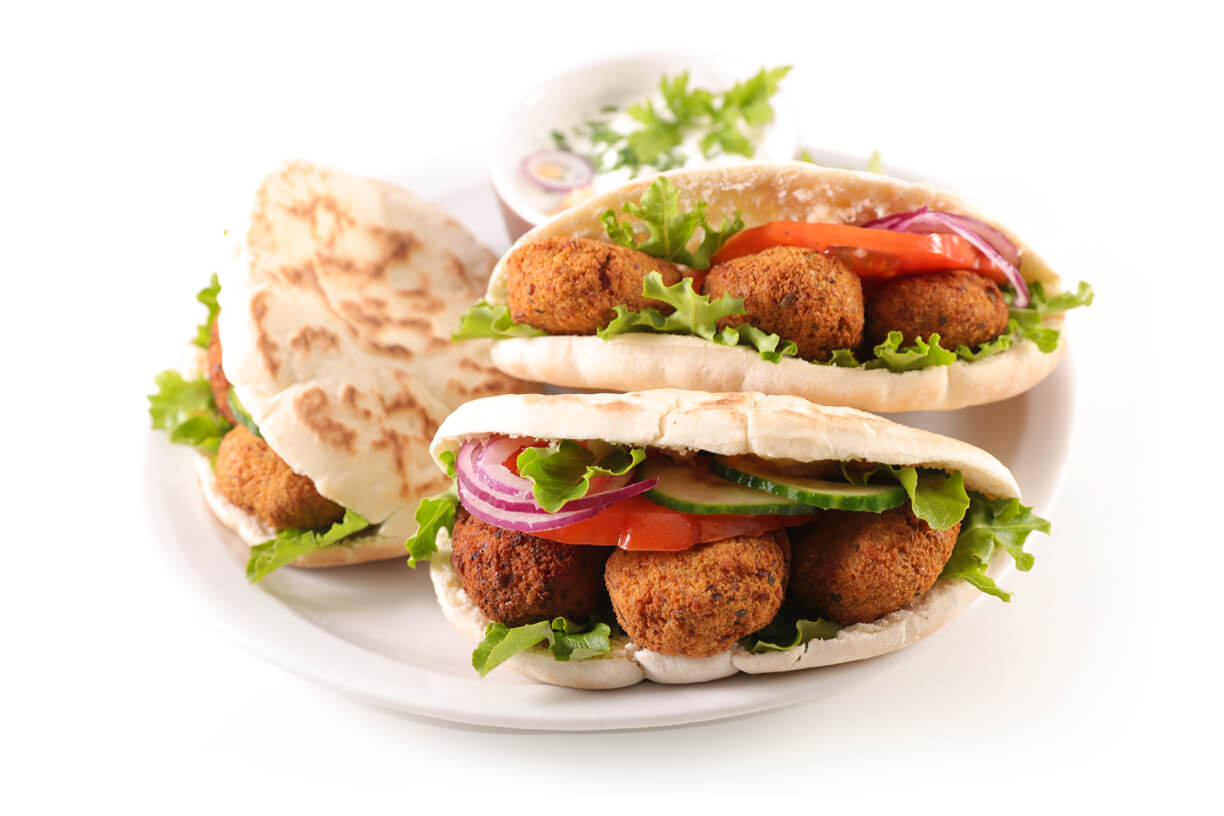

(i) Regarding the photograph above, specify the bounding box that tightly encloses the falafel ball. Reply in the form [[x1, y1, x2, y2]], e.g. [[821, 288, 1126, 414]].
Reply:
[[214, 425, 346, 531], [450, 509, 610, 627], [207, 317, 237, 424], [865, 269, 1009, 351], [788, 507, 960, 625], [703, 246, 864, 361], [605, 531, 789, 658], [504, 237, 683, 335]]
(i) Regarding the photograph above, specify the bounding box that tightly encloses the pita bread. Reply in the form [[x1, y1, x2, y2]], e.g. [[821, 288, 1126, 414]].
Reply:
[[427, 389, 1022, 688], [207, 161, 530, 568], [481, 161, 1066, 412]]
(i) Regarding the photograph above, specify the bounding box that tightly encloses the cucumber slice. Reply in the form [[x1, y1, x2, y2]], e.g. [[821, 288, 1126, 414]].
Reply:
[[711, 456, 907, 512], [641, 460, 816, 515]]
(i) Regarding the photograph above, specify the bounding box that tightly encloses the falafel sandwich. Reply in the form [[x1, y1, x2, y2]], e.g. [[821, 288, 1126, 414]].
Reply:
[[408, 389, 1050, 688], [149, 162, 528, 581], [455, 161, 1092, 412]]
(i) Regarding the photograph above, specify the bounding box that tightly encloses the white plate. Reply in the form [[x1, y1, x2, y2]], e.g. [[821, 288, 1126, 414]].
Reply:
[[150, 160, 1074, 731]]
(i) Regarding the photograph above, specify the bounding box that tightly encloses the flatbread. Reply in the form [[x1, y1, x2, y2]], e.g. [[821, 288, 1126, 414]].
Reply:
[[427, 389, 1022, 687], [208, 161, 530, 567], [481, 161, 1066, 412]]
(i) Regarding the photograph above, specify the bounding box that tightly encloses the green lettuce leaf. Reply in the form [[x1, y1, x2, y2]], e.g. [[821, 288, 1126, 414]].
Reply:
[[148, 370, 233, 455], [843, 464, 970, 530], [192, 274, 221, 349], [472, 617, 613, 677], [864, 149, 883, 173], [940, 494, 1051, 600], [601, 176, 743, 270], [438, 450, 457, 479], [596, 272, 794, 362], [452, 300, 548, 341], [404, 486, 459, 567], [812, 347, 862, 367], [246, 509, 370, 583], [515, 441, 646, 513], [743, 615, 841, 653], [956, 331, 1014, 361], [1006, 280, 1094, 353], [866, 331, 958, 371]]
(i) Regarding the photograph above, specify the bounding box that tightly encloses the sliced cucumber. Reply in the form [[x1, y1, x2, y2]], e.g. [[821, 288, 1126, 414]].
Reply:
[[711, 456, 907, 512], [641, 460, 816, 515]]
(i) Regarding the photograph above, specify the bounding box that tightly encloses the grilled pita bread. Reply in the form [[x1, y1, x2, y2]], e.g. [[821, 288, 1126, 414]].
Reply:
[[482, 161, 1066, 413], [205, 162, 530, 567], [427, 389, 1019, 687]]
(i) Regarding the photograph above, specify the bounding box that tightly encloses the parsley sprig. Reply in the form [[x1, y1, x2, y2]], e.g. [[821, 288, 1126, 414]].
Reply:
[[570, 66, 791, 176]]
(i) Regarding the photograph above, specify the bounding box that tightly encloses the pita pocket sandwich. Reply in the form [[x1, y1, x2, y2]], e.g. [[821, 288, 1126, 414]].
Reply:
[[455, 161, 1092, 412], [149, 161, 530, 581], [407, 389, 1051, 689]]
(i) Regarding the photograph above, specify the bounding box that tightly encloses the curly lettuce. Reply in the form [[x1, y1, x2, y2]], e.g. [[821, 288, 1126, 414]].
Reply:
[[596, 272, 797, 363], [452, 300, 547, 341], [148, 370, 233, 455], [865, 332, 957, 371], [844, 464, 970, 530], [743, 615, 841, 653], [940, 494, 1050, 600], [404, 486, 459, 567], [192, 274, 221, 349], [246, 509, 370, 583], [601, 176, 743, 270], [1007, 280, 1094, 353], [515, 440, 646, 513], [471, 617, 613, 677]]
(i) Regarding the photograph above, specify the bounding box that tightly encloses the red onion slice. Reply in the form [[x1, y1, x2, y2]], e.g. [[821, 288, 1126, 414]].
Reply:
[[454, 438, 659, 521], [864, 208, 1030, 306], [521, 150, 594, 193], [457, 478, 605, 533], [465, 438, 532, 498]]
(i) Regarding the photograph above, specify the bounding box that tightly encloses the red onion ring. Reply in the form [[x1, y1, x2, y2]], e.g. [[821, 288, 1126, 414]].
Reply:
[[521, 150, 594, 193], [457, 478, 605, 533], [864, 207, 1030, 306], [452, 438, 660, 530]]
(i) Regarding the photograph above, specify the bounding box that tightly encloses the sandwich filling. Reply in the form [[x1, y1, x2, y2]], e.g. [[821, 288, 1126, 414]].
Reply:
[[149, 276, 371, 581], [455, 177, 1092, 370], [408, 436, 1049, 677]]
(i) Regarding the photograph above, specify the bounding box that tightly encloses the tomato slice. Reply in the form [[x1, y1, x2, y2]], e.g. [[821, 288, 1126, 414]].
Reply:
[[534, 495, 816, 551], [711, 221, 1007, 284]]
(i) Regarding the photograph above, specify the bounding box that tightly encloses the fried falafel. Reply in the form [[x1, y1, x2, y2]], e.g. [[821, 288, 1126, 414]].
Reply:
[[605, 531, 789, 658], [451, 508, 610, 627], [214, 425, 345, 531], [504, 237, 683, 335], [207, 317, 236, 425], [865, 269, 1009, 351], [703, 246, 864, 361], [788, 507, 960, 625]]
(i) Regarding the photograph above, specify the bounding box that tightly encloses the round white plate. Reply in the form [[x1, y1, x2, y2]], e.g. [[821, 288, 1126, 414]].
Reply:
[[150, 158, 1074, 730]]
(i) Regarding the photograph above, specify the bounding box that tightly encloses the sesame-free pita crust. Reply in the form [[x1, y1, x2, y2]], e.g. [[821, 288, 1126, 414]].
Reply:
[[210, 162, 530, 564]]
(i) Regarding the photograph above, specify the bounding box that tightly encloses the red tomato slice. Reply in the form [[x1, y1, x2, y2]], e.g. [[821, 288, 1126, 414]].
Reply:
[[711, 221, 1007, 284], [534, 495, 816, 551]]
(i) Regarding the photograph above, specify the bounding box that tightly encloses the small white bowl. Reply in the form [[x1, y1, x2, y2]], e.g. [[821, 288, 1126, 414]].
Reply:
[[488, 53, 801, 241]]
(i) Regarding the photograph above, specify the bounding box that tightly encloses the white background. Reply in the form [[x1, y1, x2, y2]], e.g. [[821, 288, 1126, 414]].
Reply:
[[4, 1, 1219, 812]]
